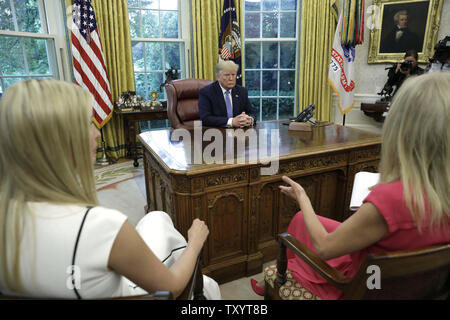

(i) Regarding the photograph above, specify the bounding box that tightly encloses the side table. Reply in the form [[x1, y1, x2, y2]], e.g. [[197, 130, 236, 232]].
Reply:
[[114, 107, 168, 167]]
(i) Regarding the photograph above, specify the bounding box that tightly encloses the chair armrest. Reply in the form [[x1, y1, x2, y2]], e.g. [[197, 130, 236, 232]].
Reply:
[[110, 291, 173, 300], [276, 233, 350, 291], [177, 252, 206, 300]]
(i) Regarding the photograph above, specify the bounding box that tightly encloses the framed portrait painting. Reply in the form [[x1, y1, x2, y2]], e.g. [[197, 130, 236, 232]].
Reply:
[[368, 0, 444, 63]]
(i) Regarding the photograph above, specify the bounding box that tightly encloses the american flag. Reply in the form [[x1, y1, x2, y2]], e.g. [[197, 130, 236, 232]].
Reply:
[[221, 45, 232, 60], [71, 0, 113, 129]]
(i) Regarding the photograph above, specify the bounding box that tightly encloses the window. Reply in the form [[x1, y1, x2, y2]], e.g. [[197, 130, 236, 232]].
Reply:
[[0, 0, 69, 95], [244, 0, 300, 121], [128, 0, 188, 130]]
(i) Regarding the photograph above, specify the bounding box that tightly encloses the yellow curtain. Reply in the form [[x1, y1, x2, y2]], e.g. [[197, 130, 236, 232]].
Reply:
[[64, 0, 135, 160], [191, 0, 243, 81], [298, 0, 337, 122]]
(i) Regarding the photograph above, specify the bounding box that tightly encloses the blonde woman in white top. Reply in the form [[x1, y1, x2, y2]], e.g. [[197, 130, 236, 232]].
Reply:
[[0, 79, 219, 299]]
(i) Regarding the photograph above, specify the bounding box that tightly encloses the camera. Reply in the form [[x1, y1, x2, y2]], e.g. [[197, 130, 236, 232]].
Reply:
[[430, 36, 450, 64], [400, 60, 413, 72]]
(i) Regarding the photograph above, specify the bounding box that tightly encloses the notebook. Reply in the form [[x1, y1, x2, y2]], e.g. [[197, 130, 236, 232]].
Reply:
[[349, 172, 380, 211]]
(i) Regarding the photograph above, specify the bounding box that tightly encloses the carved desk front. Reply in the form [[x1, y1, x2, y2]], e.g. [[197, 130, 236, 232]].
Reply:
[[138, 121, 381, 283]]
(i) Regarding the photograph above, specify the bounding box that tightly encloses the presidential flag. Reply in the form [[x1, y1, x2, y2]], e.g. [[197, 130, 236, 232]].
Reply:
[[71, 0, 113, 129], [219, 0, 242, 85], [329, 9, 356, 115]]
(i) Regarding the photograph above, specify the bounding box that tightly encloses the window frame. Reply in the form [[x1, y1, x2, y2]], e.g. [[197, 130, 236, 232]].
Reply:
[[242, 0, 301, 121], [128, 0, 190, 100], [128, 0, 190, 130], [0, 0, 72, 93]]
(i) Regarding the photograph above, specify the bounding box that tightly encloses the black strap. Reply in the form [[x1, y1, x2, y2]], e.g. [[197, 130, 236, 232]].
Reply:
[[71, 206, 93, 299]]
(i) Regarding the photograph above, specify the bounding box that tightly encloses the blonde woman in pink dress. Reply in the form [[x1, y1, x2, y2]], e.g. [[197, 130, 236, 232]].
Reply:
[[252, 72, 450, 299]]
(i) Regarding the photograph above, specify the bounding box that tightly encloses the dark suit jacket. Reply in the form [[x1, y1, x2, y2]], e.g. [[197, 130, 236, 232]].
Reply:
[[380, 27, 422, 53], [198, 81, 256, 128]]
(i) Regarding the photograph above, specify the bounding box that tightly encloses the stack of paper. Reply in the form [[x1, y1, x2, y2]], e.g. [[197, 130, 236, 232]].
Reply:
[[349, 172, 380, 211]]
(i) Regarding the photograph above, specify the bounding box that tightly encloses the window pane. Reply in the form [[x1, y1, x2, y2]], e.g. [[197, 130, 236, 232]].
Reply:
[[261, 98, 277, 120], [24, 38, 50, 75], [280, 12, 296, 38], [262, 42, 278, 68], [262, 71, 277, 96], [147, 72, 164, 98], [0, 36, 25, 75], [279, 98, 294, 119], [141, 0, 158, 9], [245, 42, 260, 69], [245, 13, 260, 38], [135, 73, 147, 98], [245, 71, 260, 96], [262, 13, 277, 38], [128, 9, 141, 38], [250, 98, 261, 122], [161, 11, 178, 38], [3, 77, 27, 89], [131, 42, 145, 72], [280, 42, 296, 68], [160, 0, 177, 10], [0, 1, 14, 31], [14, 0, 43, 33], [142, 9, 159, 38], [127, 0, 139, 8], [145, 42, 163, 70], [245, 0, 260, 11], [262, 0, 277, 11], [279, 71, 295, 96], [281, 0, 297, 10], [164, 42, 181, 70]]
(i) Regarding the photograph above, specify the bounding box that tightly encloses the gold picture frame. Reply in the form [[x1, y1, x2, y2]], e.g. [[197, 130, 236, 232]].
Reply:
[[368, 0, 443, 63]]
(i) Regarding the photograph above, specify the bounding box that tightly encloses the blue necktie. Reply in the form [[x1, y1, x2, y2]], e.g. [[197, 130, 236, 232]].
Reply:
[[225, 90, 233, 118]]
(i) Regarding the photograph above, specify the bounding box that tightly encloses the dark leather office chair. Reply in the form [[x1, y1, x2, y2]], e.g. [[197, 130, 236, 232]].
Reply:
[[264, 233, 450, 300], [165, 78, 213, 129]]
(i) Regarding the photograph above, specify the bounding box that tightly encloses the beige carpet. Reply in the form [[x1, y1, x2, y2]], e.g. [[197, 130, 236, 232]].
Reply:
[[94, 160, 266, 300]]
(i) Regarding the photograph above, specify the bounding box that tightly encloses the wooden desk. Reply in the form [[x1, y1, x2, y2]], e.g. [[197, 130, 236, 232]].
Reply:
[[360, 101, 390, 122], [114, 107, 168, 167], [138, 121, 381, 283]]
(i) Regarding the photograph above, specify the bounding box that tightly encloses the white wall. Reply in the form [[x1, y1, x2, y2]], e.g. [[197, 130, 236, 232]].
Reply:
[[331, 0, 450, 134]]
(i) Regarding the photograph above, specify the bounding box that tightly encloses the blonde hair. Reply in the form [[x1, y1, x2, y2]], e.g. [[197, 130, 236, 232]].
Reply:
[[216, 59, 239, 75], [0, 79, 98, 292], [380, 72, 450, 231]]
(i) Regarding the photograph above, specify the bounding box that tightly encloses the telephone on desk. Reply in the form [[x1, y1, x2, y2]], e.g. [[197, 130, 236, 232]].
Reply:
[[283, 104, 316, 125], [294, 103, 315, 122], [285, 104, 316, 131]]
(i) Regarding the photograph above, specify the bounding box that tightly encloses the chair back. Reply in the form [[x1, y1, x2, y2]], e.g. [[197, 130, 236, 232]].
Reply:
[[165, 78, 213, 129], [346, 244, 450, 299]]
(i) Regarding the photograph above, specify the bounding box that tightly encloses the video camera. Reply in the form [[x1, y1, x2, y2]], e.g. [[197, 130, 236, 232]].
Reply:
[[430, 36, 450, 64], [377, 64, 405, 100]]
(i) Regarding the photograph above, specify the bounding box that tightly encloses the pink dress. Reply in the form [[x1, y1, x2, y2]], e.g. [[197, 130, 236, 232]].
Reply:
[[286, 181, 450, 299]]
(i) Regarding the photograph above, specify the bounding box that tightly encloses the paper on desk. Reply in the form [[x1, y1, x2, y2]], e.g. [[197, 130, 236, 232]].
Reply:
[[350, 172, 380, 211]]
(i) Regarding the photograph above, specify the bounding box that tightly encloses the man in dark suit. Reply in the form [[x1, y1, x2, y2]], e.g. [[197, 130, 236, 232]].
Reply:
[[380, 10, 422, 54], [199, 60, 256, 128]]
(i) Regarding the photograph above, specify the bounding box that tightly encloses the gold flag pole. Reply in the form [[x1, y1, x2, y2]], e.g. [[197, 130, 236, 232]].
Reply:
[[95, 128, 112, 166]]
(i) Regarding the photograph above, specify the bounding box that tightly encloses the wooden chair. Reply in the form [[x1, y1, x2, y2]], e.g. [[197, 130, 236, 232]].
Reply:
[[0, 253, 205, 300], [264, 232, 450, 300]]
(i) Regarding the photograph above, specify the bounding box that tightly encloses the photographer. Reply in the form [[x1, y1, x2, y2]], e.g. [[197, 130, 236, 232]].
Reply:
[[380, 49, 424, 99], [394, 49, 424, 80]]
